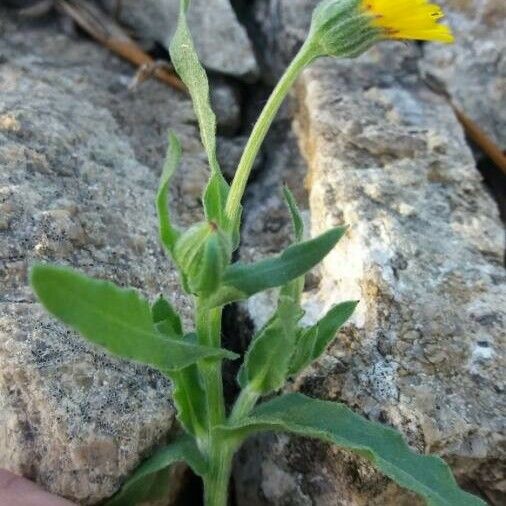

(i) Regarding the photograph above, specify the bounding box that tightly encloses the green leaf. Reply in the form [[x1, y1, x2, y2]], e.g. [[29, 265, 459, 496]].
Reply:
[[238, 296, 303, 394], [169, 0, 233, 230], [169, 0, 220, 174], [283, 186, 304, 243], [31, 264, 237, 371], [206, 226, 348, 307], [289, 300, 358, 376], [105, 434, 207, 506], [193, 227, 231, 296], [173, 222, 232, 295], [278, 186, 306, 303], [220, 394, 486, 506], [287, 326, 319, 377], [152, 295, 183, 336], [156, 131, 182, 254], [155, 320, 207, 438], [203, 169, 232, 230], [172, 363, 207, 437]]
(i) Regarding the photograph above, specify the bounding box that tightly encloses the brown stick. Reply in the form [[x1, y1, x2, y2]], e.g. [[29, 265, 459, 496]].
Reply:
[[56, 0, 186, 93], [451, 106, 506, 175]]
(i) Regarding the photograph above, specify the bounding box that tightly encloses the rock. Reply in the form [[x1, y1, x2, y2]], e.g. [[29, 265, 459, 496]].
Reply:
[[233, 43, 505, 506], [211, 78, 242, 136], [247, 0, 318, 82], [250, 0, 506, 151], [100, 0, 259, 81], [420, 0, 506, 148], [0, 9, 208, 505]]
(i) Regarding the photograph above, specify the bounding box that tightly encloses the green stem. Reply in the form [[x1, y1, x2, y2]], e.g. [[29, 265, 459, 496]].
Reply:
[[225, 42, 315, 229], [195, 301, 225, 430], [230, 384, 259, 423], [203, 445, 235, 506]]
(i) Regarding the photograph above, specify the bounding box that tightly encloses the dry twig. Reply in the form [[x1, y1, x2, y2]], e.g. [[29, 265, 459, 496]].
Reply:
[[22, 0, 186, 93]]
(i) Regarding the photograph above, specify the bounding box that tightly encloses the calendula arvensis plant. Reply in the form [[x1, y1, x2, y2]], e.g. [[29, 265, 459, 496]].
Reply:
[[32, 1, 484, 505]]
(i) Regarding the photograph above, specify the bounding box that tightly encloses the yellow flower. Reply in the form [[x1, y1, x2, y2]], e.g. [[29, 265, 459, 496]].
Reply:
[[361, 0, 454, 43]]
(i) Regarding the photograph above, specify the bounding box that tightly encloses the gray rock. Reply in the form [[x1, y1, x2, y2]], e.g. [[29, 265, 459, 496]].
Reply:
[[248, 0, 318, 82], [420, 0, 506, 148], [0, 9, 208, 505], [100, 0, 259, 81], [233, 44, 505, 506], [211, 79, 242, 136]]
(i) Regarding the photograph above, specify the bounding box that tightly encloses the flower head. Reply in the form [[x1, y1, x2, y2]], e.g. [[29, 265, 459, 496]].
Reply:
[[306, 0, 454, 62], [361, 0, 454, 43]]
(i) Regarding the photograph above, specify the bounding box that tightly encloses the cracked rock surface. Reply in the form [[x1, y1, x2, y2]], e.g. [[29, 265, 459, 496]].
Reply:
[[0, 8, 208, 504], [420, 0, 506, 148], [234, 3, 505, 505]]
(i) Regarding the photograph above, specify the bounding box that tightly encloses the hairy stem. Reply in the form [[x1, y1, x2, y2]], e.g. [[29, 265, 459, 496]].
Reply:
[[203, 444, 235, 506], [196, 302, 225, 430], [225, 42, 315, 230], [230, 384, 259, 423]]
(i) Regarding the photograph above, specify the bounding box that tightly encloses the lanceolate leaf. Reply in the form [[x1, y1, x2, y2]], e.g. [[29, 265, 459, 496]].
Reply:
[[283, 186, 304, 243], [152, 295, 183, 336], [205, 226, 348, 307], [289, 300, 358, 376], [31, 265, 236, 371], [172, 362, 208, 437], [154, 309, 207, 438], [169, 0, 232, 230], [105, 435, 207, 506], [169, 0, 220, 175], [220, 394, 486, 506], [156, 131, 182, 254], [238, 296, 303, 394], [311, 300, 358, 358], [279, 186, 306, 303]]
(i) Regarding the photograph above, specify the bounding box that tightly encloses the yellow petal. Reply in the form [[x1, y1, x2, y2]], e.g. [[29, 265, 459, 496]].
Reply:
[[360, 0, 454, 43]]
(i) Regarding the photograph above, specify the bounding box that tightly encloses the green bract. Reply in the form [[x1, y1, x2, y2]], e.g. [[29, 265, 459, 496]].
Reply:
[[306, 0, 381, 59], [30, 1, 484, 506]]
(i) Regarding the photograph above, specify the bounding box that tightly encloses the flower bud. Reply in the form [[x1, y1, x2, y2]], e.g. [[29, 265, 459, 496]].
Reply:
[[173, 222, 232, 296]]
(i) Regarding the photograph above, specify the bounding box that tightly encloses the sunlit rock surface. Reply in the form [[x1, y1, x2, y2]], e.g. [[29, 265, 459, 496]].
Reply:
[[234, 4, 505, 504], [420, 0, 506, 147], [0, 9, 205, 504]]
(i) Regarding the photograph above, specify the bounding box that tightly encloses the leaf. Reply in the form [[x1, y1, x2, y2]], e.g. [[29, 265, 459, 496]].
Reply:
[[205, 226, 348, 307], [155, 318, 207, 438], [192, 227, 232, 296], [289, 300, 358, 376], [105, 434, 207, 506], [220, 394, 486, 506], [152, 295, 183, 336], [203, 170, 233, 231], [287, 326, 319, 377], [279, 186, 306, 303], [283, 186, 304, 243], [156, 131, 182, 254], [31, 264, 237, 371], [311, 300, 358, 358], [238, 296, 303, 394], [169, 0, 219, 174], [169, 0, 232, 230], [172, 363, 208, 437]]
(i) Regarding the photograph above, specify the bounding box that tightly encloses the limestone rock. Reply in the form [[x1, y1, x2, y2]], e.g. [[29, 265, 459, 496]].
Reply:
[[233, 45, 505, 505], [420, 0, 506, 148], [0, 9, 207, 505], [100, 0, 259, 81]]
